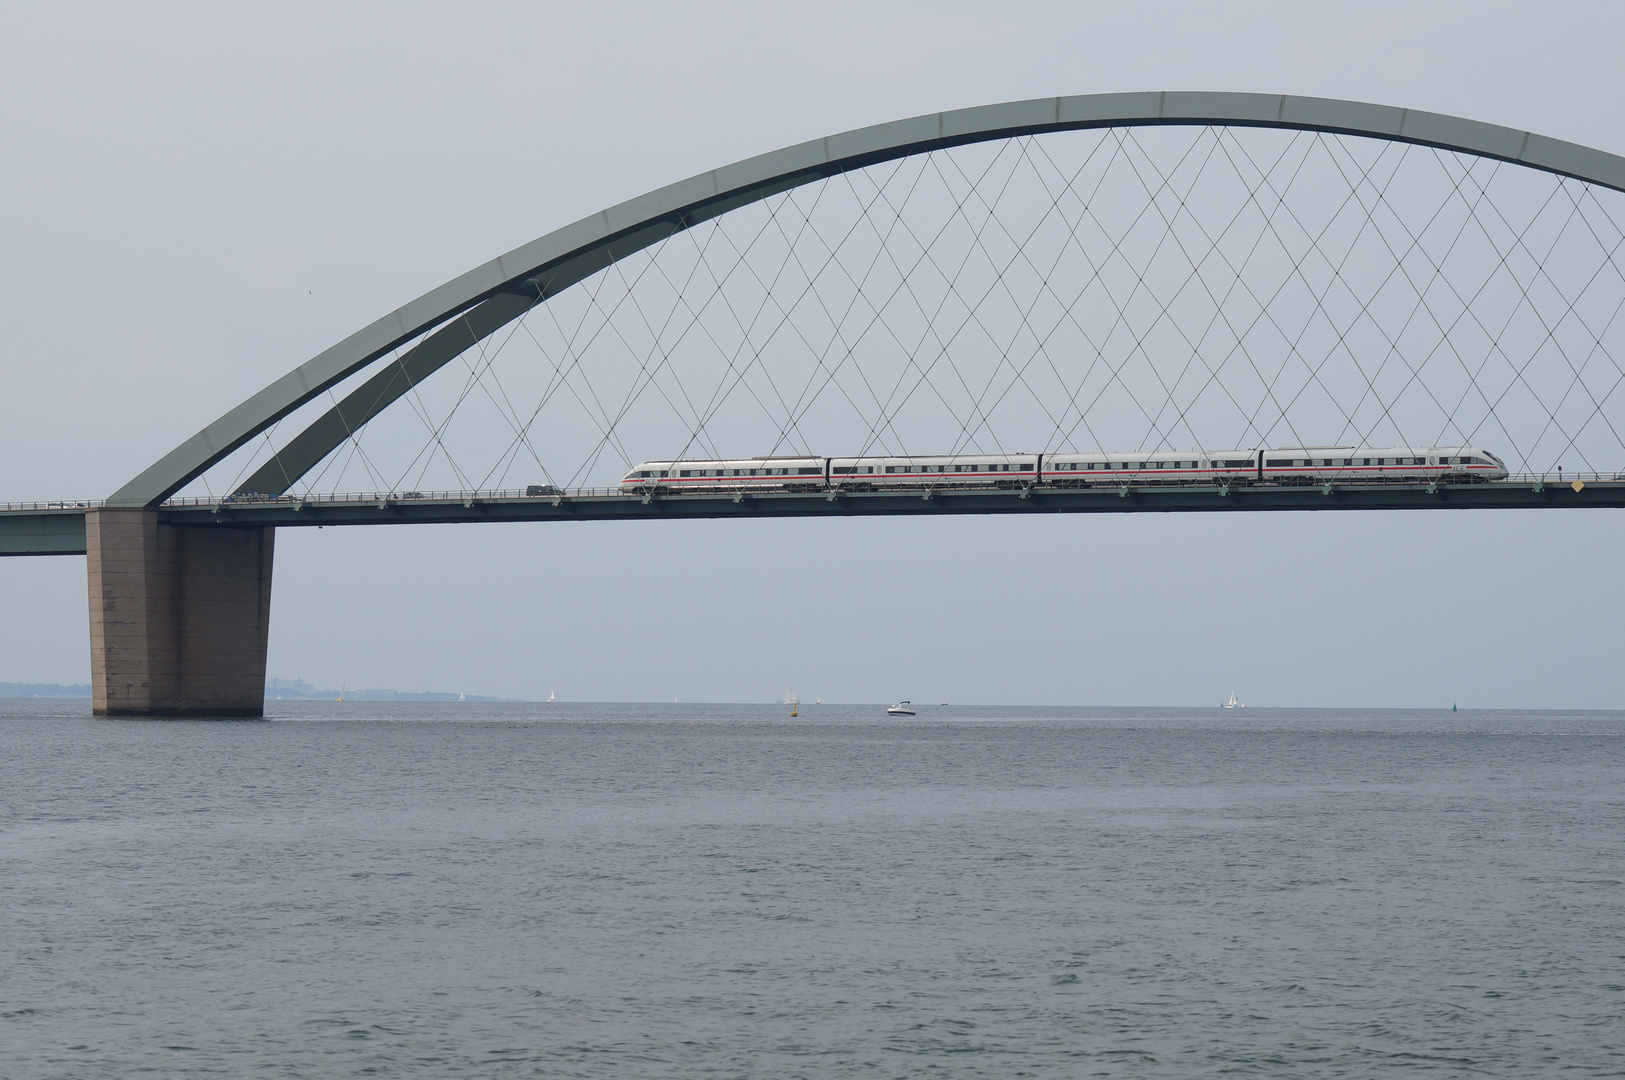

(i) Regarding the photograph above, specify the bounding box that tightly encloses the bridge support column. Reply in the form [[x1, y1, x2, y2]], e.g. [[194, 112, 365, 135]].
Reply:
[[86, 508, 274, 717]]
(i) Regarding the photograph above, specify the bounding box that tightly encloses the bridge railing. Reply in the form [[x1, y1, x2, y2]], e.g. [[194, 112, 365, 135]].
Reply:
[[150, 471, 1625, 507], [4, 472, 1624, 514], [0, 500, 103, 511], [157, 488, 624, 507]]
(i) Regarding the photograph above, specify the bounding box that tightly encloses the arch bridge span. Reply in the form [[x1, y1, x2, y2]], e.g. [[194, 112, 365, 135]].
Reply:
[[2, 91, 1623, 715], [112, 91, 1625, 510]]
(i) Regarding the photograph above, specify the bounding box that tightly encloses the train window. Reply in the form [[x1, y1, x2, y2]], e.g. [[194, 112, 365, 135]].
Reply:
[[799, 467, 820, 475]]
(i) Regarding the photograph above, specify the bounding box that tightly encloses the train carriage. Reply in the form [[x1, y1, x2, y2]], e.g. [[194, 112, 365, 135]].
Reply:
[[617, 445, 1509, 493]]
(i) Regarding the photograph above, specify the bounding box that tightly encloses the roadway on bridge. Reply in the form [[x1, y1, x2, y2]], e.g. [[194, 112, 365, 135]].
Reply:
[[5, 479, 1622, 556]]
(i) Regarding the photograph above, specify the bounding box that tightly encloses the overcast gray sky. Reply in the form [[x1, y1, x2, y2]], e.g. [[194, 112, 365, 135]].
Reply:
[[3, 0, 1623, 706]]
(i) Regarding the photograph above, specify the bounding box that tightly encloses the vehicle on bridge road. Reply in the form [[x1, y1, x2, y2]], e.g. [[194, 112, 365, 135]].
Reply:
[[619, 446, 1509, 494]]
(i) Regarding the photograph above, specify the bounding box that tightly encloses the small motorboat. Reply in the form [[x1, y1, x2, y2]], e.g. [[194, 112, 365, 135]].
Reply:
[[886, 700, 916, 716]]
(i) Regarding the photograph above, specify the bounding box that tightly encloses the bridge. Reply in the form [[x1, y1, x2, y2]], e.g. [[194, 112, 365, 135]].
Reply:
[[5, 91, 1625, 715]]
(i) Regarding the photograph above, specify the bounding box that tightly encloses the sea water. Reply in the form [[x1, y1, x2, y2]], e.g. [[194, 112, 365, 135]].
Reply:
[[1, 700, 1621, 1078]]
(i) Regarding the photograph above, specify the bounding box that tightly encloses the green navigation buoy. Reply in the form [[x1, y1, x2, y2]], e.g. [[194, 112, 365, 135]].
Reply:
[[1452, 703, 1458, 712]]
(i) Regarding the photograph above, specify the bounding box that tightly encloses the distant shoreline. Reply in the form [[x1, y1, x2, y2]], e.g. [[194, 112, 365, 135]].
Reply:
[[1, 681, 519, 702]]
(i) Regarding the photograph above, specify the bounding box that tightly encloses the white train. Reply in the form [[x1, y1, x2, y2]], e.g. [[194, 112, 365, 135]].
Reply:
[[617, 446, 1508, 492]]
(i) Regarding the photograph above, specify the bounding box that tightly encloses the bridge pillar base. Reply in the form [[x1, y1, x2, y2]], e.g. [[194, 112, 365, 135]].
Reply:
[[86, 508, 274, 718]]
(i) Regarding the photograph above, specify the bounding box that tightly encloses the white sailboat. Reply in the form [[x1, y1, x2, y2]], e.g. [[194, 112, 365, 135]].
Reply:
[[1224, 690, 1244, 709], [547, 689, 555, 702]]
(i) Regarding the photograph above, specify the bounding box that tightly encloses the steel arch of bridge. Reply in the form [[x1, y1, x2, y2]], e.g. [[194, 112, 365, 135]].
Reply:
[[110, 91, 1625, 509]]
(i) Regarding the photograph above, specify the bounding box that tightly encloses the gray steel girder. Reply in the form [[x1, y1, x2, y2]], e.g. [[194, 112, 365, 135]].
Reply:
[[0, 510, 89, 556], [151, 481, 1625, 529], [4, 481, 1621, 557]]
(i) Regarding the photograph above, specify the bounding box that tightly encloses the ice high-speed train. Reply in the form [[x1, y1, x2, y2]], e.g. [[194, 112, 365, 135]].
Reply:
[[618, 446, 1508, 492]]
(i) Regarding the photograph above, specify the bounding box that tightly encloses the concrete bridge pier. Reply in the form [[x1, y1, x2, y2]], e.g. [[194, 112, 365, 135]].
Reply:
[[86, 508, 273, 717]]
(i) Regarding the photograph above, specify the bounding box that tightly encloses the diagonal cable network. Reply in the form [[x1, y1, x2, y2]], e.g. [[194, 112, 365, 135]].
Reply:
[[233, 125, 1625, 501]]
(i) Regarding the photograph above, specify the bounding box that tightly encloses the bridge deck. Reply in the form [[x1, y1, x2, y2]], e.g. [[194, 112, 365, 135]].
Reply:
[[5, 480, 1622, 556]]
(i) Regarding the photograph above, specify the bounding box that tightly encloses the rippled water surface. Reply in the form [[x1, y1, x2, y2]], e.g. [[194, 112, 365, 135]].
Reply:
[[2, 700, 1622, 1077]]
